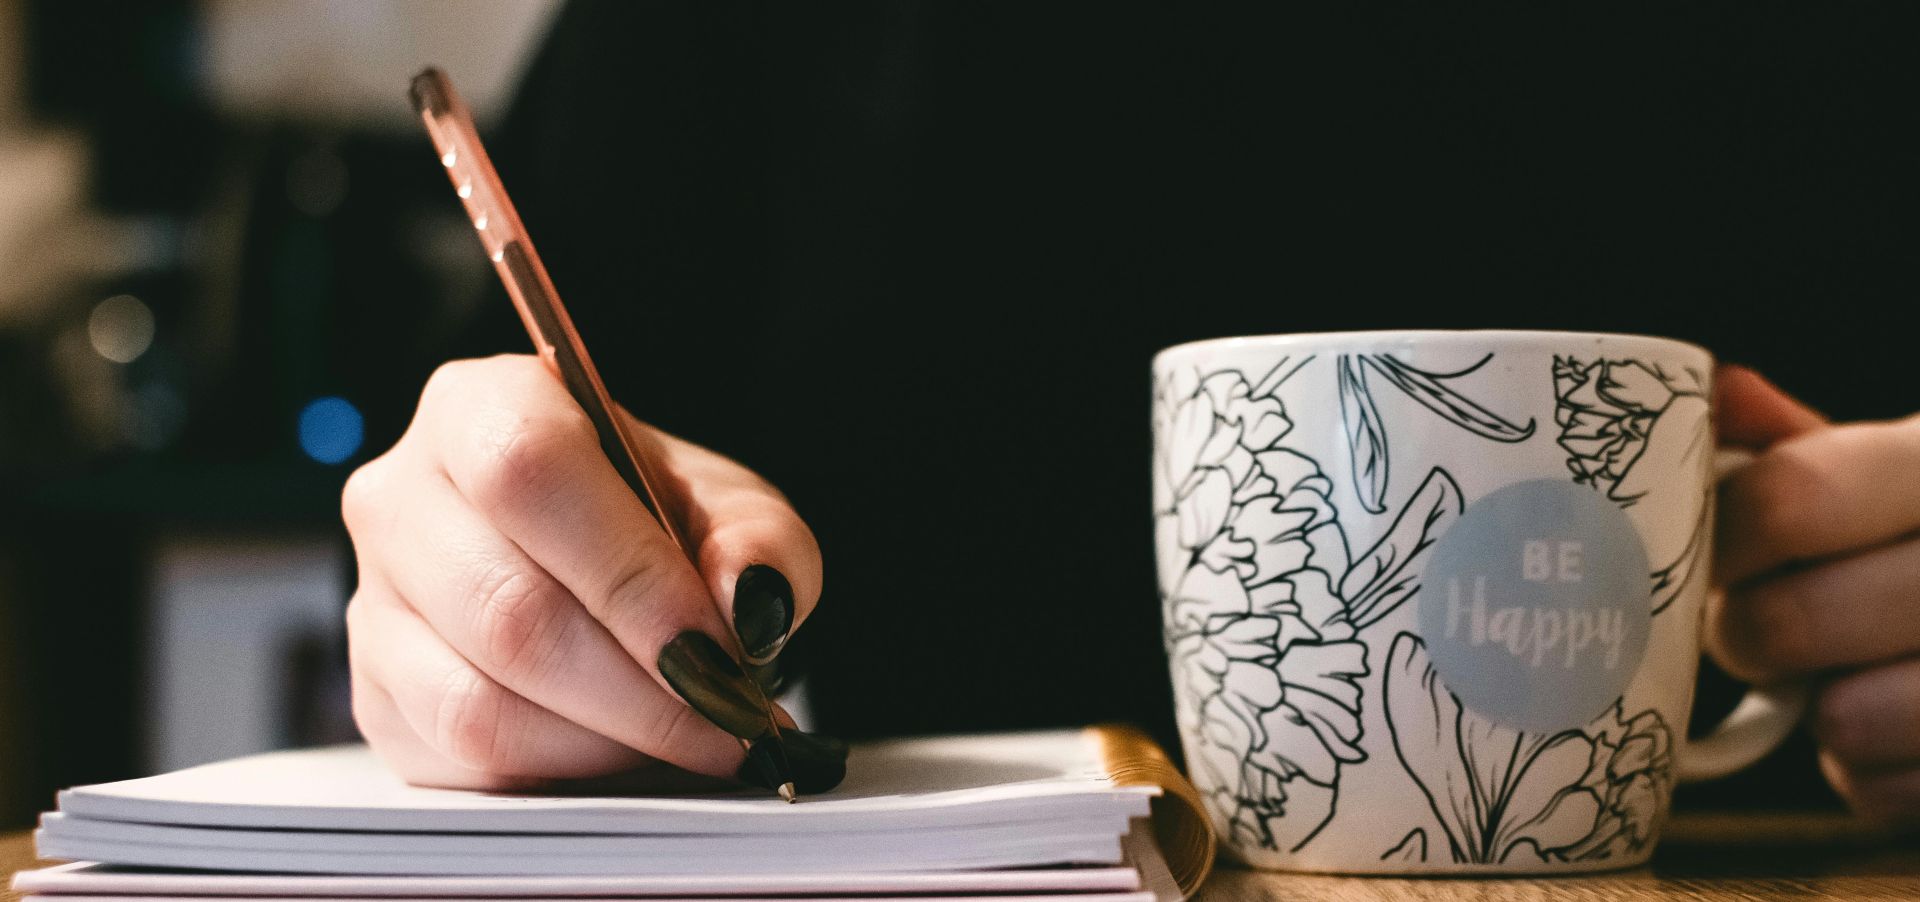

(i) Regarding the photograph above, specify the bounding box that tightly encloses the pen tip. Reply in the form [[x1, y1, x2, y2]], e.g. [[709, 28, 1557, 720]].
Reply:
[[778, 783, 797, 804]]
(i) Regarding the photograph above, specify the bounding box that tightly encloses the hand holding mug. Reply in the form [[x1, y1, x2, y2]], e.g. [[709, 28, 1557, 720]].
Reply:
[[1707, 365, 1920, 825]]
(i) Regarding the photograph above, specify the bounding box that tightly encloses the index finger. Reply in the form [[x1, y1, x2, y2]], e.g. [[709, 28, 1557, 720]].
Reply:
[[420, 357, 780, 744], [628, 413, 823, 666]]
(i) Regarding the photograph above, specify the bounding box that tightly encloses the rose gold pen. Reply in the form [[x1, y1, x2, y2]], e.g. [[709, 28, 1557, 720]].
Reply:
[[408, 67, 796, 802]]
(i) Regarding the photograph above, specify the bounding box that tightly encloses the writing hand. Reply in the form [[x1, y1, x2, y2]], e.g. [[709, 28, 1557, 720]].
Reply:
[[341, 355, 840, 791]]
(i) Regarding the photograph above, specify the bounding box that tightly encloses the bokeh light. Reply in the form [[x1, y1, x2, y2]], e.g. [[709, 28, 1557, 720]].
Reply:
[[87, 294, 156, 363], [297, 397, 365, 465]]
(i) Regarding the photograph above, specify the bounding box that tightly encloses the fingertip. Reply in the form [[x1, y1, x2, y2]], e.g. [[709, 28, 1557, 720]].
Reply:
[[1820, 750, 1920, 827], [1701, 586, 1795, 685], [696, 516, 823, 660], [1811, 659, 1920, 771], [1812, 677, 1871, 763]]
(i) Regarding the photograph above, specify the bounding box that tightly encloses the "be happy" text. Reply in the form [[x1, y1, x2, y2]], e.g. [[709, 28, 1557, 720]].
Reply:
[[1440, 540, 1628, 670]]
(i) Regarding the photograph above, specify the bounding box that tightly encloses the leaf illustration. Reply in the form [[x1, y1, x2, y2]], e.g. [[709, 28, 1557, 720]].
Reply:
[[1383, 633, 1478, 863], [1250, 354, 1315, 400], [1363, 354, 1538, 443], [1488, 732, 1605, 862], [1343, 468, 1465, 630], [1384, 632, 1675, 866], [1338, 355, 1390, 514], [1381, 828, 1428, 863], [1651, 487, 1713, 616], [1611, 394, 1709, 505]]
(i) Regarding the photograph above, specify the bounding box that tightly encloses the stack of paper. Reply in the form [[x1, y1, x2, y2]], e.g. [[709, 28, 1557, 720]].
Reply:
[[15, 732, 1185, 902]]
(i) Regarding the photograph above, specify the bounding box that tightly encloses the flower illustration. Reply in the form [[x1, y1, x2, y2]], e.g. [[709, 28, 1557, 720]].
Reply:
[[1553, 357, 1712, 613], [1167, 610, 1368, 851], [1155, 364, 1367, 852], [1553, 706, 1674, 861], [1382, 633, 1673, 865], [1554, 357, 1707, 506], [1154, 362, 1463, 854]]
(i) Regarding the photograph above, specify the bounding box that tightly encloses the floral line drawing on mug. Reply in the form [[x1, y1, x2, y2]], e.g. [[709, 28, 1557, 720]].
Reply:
[[1648, 492, 1713, 616], [1338, 353, 1537, 514], [1381, 632, 1674, 865], [1154, 360, 1465, 853], [1553, 357, 1714, 615]]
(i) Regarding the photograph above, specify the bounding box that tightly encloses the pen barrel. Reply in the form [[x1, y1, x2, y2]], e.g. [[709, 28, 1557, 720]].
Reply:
[[498, 242, 690, 553]]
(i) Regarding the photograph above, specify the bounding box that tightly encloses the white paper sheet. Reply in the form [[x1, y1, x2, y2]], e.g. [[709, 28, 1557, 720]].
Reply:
[[39, 812, 1129, 857], [18, 895, 1157, 902], [11, 860, 1143, 897], [58, 734, 1155, 835], [33, 829, 1126, 877]]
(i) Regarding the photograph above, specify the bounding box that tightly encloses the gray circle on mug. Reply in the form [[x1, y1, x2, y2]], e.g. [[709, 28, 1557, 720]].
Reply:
[[1417, 478, 1652, 734]]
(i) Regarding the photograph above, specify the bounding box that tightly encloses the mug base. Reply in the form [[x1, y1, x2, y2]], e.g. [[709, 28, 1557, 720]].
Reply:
[[1222, 845, 1654, 877]]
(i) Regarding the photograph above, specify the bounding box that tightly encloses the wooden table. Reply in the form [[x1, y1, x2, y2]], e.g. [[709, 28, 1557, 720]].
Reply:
[[1200, 812, 1920, 901], [4, 813, 1917, 901]]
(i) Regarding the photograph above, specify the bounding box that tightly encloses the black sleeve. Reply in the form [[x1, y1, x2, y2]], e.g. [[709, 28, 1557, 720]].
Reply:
[[452, 0, 776, 464]]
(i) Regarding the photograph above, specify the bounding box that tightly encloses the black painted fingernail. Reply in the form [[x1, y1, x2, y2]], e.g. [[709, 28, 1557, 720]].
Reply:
[[737, 729, 848, 794], [658, 631, 771, 739], [732, 565, 794, 665]]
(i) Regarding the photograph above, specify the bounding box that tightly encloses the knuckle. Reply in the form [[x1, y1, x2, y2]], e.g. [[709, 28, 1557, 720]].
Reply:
[[637, 697, 714, 764], [421, 358, 484, 406], [462, 409, 591, 516], [343, 594, 368, 638], [433, 666, 515, 773], [339, 459, 389, 534], [598, 551, 686, 634], [470, 566, 573, 685], [343, 595, 384, 675]]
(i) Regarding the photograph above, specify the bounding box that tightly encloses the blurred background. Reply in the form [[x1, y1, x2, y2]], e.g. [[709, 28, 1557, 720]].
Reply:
[[2, 0, 1915, 829], [0, 0, 559, 826]]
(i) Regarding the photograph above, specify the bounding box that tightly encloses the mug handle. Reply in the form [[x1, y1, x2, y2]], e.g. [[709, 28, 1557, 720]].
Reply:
[[1675, 677, 1808, 781], [1674, 449, 1809, 782]]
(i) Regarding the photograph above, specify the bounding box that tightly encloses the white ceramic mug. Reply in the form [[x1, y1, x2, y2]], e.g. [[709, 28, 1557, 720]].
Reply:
[[1151, 330, 1802, 875]]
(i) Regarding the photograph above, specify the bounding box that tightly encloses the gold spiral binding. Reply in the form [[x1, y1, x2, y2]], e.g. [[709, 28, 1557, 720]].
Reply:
[[1088, 724, 1216, 897]]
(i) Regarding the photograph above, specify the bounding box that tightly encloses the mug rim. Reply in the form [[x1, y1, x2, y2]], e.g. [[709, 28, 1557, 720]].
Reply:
[[1153, 329, 1714, 367]]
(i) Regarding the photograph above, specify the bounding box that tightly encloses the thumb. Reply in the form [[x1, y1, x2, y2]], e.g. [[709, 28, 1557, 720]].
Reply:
[[1715, 364, 1827, 450]]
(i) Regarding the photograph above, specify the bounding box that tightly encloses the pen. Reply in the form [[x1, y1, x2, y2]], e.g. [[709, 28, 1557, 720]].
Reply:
[[407, 67, 797, 802]]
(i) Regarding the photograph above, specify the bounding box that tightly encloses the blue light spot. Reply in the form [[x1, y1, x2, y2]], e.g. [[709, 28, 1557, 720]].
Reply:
[[299, 396, 364, 465]]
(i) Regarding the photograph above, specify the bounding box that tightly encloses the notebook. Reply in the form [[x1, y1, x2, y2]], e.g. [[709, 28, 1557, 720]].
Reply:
[[24, 727, 1216, 899], [14, 823, 1179, 902]]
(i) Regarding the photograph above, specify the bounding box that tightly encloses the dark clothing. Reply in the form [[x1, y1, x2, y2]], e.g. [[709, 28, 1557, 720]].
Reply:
[[466, 1, 1919, 807]]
